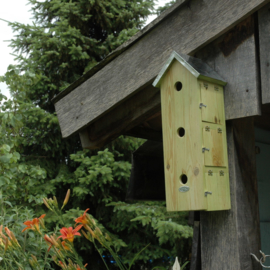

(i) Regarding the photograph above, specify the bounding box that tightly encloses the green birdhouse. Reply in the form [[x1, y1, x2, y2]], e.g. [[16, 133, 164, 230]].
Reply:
[[153, 51, 230, 212]]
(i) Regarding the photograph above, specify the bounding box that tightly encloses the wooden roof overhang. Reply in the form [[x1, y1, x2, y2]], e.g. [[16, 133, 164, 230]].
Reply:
[[53, 0, 270, 149]]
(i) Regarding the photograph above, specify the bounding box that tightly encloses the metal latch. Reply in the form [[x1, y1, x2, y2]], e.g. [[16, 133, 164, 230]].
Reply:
[[205, 191, 212, 197], [208, 170, 213, 176], [199, 103, 207, 109], [220, 170, 225, 176], [202, 147, 210, 153], [218, 128, 222, 133], [205, 126, 210, 132]]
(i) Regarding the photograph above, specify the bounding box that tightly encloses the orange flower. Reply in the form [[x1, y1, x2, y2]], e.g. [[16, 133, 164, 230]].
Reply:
[[57, 225, 83, 242], [61, 241, 71, 250], [75, 209, 90, 226], [59, 261, 67, 269], [22, 214, 46, 233], [77, 264, 88, 270]]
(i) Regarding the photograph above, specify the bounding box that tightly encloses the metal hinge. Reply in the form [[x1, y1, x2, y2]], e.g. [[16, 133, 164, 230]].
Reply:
[[220, 170, 225, 176], [208, 170, 213, 176], [205, 126, 210, 132], [214, 86, 219, 91], [205, 191, 212, 197], [218, 128, 222, 133], [202, 147, 210, 153], [199, 103, 207, 109]]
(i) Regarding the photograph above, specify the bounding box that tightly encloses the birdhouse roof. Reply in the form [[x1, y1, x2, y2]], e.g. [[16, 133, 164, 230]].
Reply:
[[153, 51, 227, 88]]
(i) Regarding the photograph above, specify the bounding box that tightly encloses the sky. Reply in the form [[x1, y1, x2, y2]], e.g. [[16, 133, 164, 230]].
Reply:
[[0, 0, 171, 99]]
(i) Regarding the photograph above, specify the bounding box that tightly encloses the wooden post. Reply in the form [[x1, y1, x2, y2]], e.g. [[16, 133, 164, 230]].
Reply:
[[190, 221, 201, 270], [200, 118, 261, 270]]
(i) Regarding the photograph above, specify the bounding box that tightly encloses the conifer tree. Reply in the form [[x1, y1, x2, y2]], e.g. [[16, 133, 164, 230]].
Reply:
[[1, 0, 192, 268]]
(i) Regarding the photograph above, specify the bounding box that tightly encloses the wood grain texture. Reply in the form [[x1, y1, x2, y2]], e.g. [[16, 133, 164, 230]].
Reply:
[[200, 118, 261, 270], [200, 82, 224, 124], [124, 126, 162, 142], [190, 221, 201, 270], [195, 16, 261, 121], [78, 84, 160, 149], [202, 123, 227, 167], [204, 167, 231, 211], [54, 0, 269, 138], [258, 3, 270, 104], [161, 60, 206, 211]]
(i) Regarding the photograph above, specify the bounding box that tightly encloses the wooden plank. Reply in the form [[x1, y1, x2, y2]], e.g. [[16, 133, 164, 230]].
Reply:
[[124, 126, 162, 142], [258, 3, 270, 104], [204, 167, 230, 211], [161, 60, 206, 211], [190, 221, 201, 270], [195, 16, 261, 120], [200, 118, 261, 270], [54, 0, 269, 138], [79, 84, 160, 149], [200, 82, 224, 125], [202, 123, 227, 167]]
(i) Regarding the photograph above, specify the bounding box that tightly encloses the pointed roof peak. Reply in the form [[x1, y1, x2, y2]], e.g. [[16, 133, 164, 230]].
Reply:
[[153, 51, 227, 88]]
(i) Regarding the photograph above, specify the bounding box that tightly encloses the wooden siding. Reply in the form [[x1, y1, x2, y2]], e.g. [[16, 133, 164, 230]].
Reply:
[[259, 2, 270, 104], [195, 16, 261, 120]]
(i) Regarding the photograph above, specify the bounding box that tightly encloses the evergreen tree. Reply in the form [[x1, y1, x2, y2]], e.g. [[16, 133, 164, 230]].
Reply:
[[10, 0, 155, 111], [1, 0, 192, 268]]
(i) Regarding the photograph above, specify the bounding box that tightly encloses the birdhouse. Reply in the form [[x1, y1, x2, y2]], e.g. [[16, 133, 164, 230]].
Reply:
[[153, 52, 230, 212]]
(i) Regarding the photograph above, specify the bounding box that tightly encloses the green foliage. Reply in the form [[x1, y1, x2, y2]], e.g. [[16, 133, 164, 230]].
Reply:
[[108, 201, 193, 268], [8, 0, 155, 111], [0, 0, 193, 268], [0, 93, 52, 206], [71, 149, 131, 204], [0, 197, 54, 269]]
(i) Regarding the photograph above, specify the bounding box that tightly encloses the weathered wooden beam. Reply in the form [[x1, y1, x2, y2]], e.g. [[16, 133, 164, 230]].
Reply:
[[124, 126, 162, 142], [195, 16, 261, 120], [200, 118, 261, 270], [79, 85, 160, 149], [190, 221, 201, 270], [55, 0, 269, 138], [258, 3, 270, 104], [82, 16, 260, 149]]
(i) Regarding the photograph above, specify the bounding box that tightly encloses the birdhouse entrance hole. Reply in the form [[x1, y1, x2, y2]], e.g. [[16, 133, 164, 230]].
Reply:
[[178, 127, 185, 137], [175, 81, 183, 91], [180, 174, 188, 184]]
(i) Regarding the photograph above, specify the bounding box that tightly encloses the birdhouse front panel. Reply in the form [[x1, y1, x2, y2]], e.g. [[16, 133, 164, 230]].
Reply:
[[154, 51, 231, 212], [160, 60, 207, 211]]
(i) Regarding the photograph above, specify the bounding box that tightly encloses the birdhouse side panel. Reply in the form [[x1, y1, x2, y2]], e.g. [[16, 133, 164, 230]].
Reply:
[[160, 60, 207, 211], [199, 81, 230, 211]]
